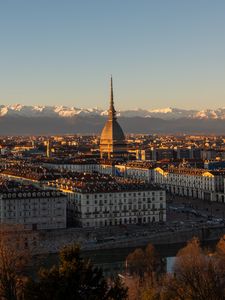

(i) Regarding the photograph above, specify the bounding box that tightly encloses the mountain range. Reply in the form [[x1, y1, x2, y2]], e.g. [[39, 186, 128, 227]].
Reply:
[[1, 104, 225, 135], [1, 104, 225, 119]]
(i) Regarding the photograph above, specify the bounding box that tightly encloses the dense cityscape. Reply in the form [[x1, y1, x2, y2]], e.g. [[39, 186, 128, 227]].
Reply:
[[1, 78, 225, 299], [1, 1, 225, 299]]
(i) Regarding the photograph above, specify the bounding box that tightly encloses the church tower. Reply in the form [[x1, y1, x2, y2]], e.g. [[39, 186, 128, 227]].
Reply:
[[100, 77, 127, 159]]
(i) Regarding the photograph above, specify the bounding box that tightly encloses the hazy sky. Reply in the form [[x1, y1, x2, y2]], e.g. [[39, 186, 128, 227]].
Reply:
[[0, 0, 225, 110]]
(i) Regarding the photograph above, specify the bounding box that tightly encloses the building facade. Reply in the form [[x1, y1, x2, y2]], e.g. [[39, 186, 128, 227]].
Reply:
[[67, 189, 166, 227], [0, 180, 67, 229], [154, 167, 225, 202], [44, 159, 98, 173], [48, 173, 166, 227]]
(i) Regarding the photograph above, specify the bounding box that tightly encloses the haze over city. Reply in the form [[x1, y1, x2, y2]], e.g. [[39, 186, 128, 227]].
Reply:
[[1, 0, 225, 110]]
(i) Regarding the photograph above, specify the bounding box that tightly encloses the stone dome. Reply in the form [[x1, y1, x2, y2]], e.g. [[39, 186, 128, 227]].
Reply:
[[100, 119, 125, 142]]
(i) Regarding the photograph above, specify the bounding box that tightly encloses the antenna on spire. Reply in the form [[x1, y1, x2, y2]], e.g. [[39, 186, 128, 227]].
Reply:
[[110, 75, 113, 105]]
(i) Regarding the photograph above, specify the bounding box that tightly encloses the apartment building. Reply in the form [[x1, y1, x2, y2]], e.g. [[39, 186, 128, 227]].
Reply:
[[0, 179, 67, 229], [154, 167, 225, 202], [48, 172, 166, 227]]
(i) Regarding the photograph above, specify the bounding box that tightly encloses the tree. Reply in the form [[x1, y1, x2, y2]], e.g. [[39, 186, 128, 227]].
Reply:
[[0, 225, 30, 300], [126, 244, 161, 279], [159, 238, 225, 300], [216, 234, 225, 256], [126, 248, 146, 278], [125, 244, 162, 299], [139, 237, 225, 300], [24, 244, 127, 300], [145, 244, 161, 279]]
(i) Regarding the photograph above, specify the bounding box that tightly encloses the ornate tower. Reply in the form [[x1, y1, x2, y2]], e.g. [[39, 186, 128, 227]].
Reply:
[[100, 77, 127, 159]]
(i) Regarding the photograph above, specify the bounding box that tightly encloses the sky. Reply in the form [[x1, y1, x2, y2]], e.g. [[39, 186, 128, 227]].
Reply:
[[0, 0, 225, 110]]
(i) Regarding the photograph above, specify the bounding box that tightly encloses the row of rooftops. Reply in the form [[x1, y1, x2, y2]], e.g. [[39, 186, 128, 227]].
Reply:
[[43, 158, 156, 169], [2, 163, 225, 182], [0, 178, 63, 199], [0, 165, 61, 181], [48, 172, 161, 193], [42, 158, 209, 171], [157, 166, 225, 176], [43, 158, 98, 165], [119, 161, 156, 169]]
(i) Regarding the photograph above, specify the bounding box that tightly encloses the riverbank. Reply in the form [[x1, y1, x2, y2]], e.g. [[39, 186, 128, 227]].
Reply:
[[34, 223, 225, 255]]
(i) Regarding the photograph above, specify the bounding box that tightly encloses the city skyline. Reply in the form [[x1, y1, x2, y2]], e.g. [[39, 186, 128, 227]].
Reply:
[[0, 0, 225, 110], [1, 1, 225, 296]]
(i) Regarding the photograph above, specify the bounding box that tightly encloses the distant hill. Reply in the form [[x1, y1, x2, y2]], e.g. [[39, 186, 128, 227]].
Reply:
[[1, 115, 225, 135]]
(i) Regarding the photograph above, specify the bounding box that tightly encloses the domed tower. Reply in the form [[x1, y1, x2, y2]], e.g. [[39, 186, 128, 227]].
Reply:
[[100, 77, 127, 159]]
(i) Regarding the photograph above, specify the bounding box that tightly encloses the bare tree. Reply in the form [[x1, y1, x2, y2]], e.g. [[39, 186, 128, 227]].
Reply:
[[126, 248, 146, 278], [0, 225, 31, 300], [144, 244, 161, 281], [160, 237, 225, 300], [139, 237, 225, 300], [125, 244, 162, 299]]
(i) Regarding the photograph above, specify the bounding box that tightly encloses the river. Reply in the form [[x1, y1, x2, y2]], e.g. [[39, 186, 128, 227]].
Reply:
[[32, 240, 218, 277], [82, 240, 217, 275]]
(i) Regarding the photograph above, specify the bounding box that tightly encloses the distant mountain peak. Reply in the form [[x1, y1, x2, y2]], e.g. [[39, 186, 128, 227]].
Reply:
[[148, 107, 173, 113]]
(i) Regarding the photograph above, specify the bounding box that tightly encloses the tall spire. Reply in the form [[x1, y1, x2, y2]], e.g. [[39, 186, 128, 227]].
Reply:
[[109, 75, 116, 120]]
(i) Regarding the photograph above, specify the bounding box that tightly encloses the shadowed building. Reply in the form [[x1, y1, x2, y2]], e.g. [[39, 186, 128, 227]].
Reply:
[[100, 77, 127, 159]]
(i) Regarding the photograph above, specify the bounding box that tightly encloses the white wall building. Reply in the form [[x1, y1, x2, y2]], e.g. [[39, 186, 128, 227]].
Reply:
[[65, 189, 165, 228], [44, 160, 98, 173], [154, 167, 225, 202], [0, 184, 67, 230], [117, 162, 154, 182], [48, 173, 166, 227], [99, 161, 155, 182]]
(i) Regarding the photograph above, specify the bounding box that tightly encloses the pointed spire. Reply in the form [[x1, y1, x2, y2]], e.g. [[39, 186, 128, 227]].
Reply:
[[110, 75, 114, 106], [109, 75, 116, 120]]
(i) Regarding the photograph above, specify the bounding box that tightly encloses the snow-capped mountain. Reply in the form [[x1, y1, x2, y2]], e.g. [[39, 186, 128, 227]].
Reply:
[[1, 104, 225, 120], [0, 104, 107, 118]]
